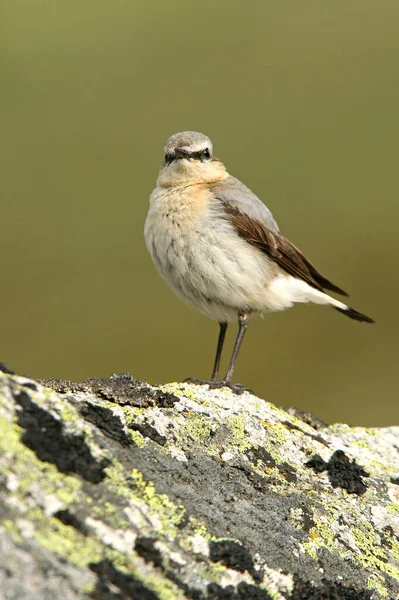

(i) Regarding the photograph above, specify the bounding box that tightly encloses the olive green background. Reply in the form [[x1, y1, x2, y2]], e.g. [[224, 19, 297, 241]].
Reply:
[[1, 1, 398, 425]]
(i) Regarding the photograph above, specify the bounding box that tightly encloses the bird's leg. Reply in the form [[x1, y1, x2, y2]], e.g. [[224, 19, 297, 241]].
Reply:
[[185, 315, 253, 395], [211, 322, 227, 381], [220, 312, 250, 390], [184, 322, 227, 385]]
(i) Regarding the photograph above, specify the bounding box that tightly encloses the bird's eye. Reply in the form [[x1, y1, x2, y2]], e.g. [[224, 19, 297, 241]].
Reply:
[[203, 148, 210, 158]]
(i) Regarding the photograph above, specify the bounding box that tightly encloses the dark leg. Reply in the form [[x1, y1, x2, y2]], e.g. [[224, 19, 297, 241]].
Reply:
[[184, 322, 227, 385], [211, 322, 227, 381], [185, 313, 252, 395], [223, 312, 249, 383]]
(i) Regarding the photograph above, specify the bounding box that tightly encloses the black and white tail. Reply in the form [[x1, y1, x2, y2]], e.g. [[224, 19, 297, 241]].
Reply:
[[333, 305, 375, 323], [268, 276, 374, 322]]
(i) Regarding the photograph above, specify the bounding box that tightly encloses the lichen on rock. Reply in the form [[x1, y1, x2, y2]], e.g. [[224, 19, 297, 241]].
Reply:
[[0, 367, 398, 599]]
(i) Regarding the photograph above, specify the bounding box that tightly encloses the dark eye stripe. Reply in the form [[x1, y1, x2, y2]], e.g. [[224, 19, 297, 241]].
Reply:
[[164, 148, 211, 165], [184, 149, 211, 160]]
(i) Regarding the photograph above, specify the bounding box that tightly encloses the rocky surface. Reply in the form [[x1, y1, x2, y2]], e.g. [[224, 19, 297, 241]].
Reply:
[[1, 364, 399, 599]]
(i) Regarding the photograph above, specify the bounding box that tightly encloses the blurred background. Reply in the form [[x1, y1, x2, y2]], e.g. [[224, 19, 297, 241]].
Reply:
[[1, 1, 398, 426]]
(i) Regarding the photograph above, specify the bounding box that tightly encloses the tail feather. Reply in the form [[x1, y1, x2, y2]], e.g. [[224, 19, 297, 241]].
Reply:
[[333, 305, 375, 323], [269, 276, 374, 322]]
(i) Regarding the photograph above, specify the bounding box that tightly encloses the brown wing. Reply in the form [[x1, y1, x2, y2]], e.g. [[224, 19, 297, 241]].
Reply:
[[222, 202, 348, 297]]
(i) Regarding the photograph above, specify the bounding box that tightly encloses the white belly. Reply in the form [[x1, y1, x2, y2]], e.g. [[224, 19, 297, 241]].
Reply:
[[144, 190, 279, 322]]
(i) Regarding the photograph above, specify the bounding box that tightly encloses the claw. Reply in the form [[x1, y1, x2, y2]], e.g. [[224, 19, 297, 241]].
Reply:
[[184, 377, 253, 396]]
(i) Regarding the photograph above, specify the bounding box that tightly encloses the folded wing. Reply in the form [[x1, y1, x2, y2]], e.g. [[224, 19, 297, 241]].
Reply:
[[220, 199, 348, 297]]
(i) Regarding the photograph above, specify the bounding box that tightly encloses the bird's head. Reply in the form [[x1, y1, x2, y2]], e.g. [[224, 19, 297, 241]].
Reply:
[[157, 131, 227, 187]]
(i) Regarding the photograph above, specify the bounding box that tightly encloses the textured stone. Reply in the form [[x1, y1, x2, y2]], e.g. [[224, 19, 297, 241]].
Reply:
[[0, 367, 398, 599]]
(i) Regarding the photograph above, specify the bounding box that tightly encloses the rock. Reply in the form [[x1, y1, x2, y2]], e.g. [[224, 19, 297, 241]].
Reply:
[[0, 366, 398, 599]]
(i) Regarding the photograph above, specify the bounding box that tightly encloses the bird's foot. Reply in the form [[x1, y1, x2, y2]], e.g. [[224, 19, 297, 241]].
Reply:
[[184, 377, 253, 396], [209, 381, 254, 395], [184, 377, 214, 386]]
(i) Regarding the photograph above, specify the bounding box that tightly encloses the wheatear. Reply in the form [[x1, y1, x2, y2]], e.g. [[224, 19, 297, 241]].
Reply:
[[145, 131, 374, 393]]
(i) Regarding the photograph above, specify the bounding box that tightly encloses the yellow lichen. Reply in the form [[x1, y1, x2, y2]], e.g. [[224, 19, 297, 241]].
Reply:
[[186, 417, 212, 442], [367, 575, 389, 598], [226, 416, 251, 452]]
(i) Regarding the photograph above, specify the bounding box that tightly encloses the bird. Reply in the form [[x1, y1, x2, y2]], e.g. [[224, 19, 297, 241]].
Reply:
[[144, 131, 374, 394]]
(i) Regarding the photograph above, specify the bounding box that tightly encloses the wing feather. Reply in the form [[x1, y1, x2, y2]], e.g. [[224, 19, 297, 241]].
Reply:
[[221, 200, 348, 297]]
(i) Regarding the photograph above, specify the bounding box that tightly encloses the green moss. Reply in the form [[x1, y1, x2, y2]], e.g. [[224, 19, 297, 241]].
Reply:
[[55, 476, 81, 504], [366, 575, 388, 598], [60, 405, 79, 423], [257, 421, 291, 465], [104, 548, 133, 574], [130, 469, 185, 531], [352, 440, 371, 449], [301, 493, 399, 590], [104, 461, 185, 536], [386, 502, 399, 515], [82, 582, 95, 594], [226, 416, 251, 452], [364, 428, 380, 436], [367, 458, 397, 477], [105, 549, 185, 600], [186, 417, 211, 442], [189, 517, 213, 541], [181, 388, 199, 401], [327, 423, 351, 433], [262, 588, 282, 600], [197, 562, 227, 584], [120, 405, 144, 425], [206, 446, 220, 458], [0, 417, 81, 502], [2, 519, 23, 544], [390, 541, 399, 562], [268, 421, 289, 445], [104, 460, 135, 499], [302, 541, 318, 560], [352, 523, 399, 580], [157, 383, 196, 401], [302, 504, 350, 562], [304, 493, 398, 581], [0, 418, 26, 455], [129, 430, 145, 447], [140, 573, 186, 600], [92, 501, 129, 529], [31, 510, 184, 600], [3, 375, 398, 600], [303, 509, 340, 560], [30, 508, 103, 565]]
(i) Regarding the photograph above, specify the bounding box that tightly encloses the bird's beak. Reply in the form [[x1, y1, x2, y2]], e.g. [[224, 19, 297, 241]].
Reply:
[[174, 147, 190, 158]]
